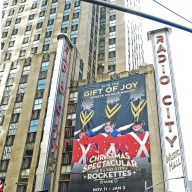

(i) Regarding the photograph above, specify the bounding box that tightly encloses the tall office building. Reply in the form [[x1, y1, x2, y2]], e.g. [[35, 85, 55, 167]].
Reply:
[[0, 0, 147, 192]]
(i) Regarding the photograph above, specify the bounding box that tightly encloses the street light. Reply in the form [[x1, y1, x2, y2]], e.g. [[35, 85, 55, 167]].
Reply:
[[145, 176, 185, 191]]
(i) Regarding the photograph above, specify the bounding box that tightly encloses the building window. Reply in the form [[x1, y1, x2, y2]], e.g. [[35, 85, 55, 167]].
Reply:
[[59, 181, 70, 192], [47, 19, 54, 26], [43, 44, 49, 51], [108, 65, 116, 72], [63, 15, 69, 21], [35, 89, 44, 99], [66, 114, 76, 126], [109, 51, 116, 58], [0, 160, 9, 172], [28, 14, 35, 20], [27, 132, 36, 143], [19, 75, 28, 83], [4, 52, 12, 61], [110, 14, 116, 21], [19, 49, 26, 57], [37, 79, 46, 90], [31, 110, 40, 120], [15, 18, 22, 24], [3, 2, 8, 8], [73, 12, 79, 19], [0, 115, 5, 126], [109, 38, 116, 45], [23, 37, 29, 44], [29, 119, 39, 132], [12, 0, 17, 6], [15, 93, 24, 103], [33, 98, 43, 110], [42, 0, 47, 6], [50, 7, 56, 14], [98, 53, 105, 60], [74, 1, 80, 7], [45, 31, 52, 38], [12, 29, 18, 35], [13, 102, 22, 114], [61, 27, 67, 33], [5, 135, 15, 146], [17, 185, 27, 192], [25, 25, 32, 32], [31, 3, 37, 9], [22, 66, 30, 75], [9, 41, 15, 47], [24, 58, 31, 66], [41, 61, 49, 71], [71, 24, 78, 31], [11, 61, 18, 69], [18, 6, 25, 13], [34, 34, 40, 41], [9, 9, 15, 16], [2, 31, 8, 38], [36, 22, 43, 29], [6, 74, 15, 86], [6, 19, 12, 27], [11, 113, 20, 123], [64, 3, 71, 9], [22, 157, 32, 169], [109, 26, 116, 32], [39, 10, 45, 17], [31, 47, 38, 54], [18, 83, 27, 93], [39, 71, 47, 79]]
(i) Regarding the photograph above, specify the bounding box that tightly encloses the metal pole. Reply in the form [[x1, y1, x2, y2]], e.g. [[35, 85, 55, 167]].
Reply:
[[81, 0, 192, 33]]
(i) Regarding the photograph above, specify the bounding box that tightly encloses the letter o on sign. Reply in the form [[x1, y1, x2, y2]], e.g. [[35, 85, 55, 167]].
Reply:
[[59, 85, 65, 95], [62, 64, 68, 73], [56, 104, 62, 114], [159, 75, 170, 85]]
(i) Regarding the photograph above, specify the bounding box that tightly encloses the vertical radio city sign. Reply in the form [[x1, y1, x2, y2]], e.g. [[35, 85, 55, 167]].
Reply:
[[35, 34, 72, 192], [148, 28, 188, 192]]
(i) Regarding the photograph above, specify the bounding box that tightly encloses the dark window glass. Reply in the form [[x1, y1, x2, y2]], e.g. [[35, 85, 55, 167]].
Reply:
[[45, 31, 52, 38], [50, 8, 56, 14], [23, 37, 29, 44], [12, 29, 18, 35], [47, 19, 54, 26], [15, 18, 21, 24], [26, 25, 32, 32], [31, 3, 37, 9], [36, 22, 43, 29], [73, 12, 79, 19], [9, 41, 15, 47], [63, 15, 69, 21], [40, 10, 45, 17], [18, 6, 25, 13], [9, 9, 14, 16], [28, 14, 35, 20], [65, 3, 71, 9], [43, 44, 49, 51], [34, 34, 40, 41]]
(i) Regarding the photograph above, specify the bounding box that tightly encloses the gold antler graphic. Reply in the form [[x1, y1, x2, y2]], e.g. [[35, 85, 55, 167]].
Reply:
[[80, 110, 94, 127], [131, 100, 147, 117], [105, 103, 121, 119]]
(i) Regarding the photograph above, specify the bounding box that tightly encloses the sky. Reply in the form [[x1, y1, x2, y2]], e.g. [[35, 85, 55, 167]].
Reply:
[[140, 0, 192, 181]]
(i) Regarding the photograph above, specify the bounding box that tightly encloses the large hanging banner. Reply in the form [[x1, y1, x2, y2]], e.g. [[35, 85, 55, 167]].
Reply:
[[70, 74, 153, 192]]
